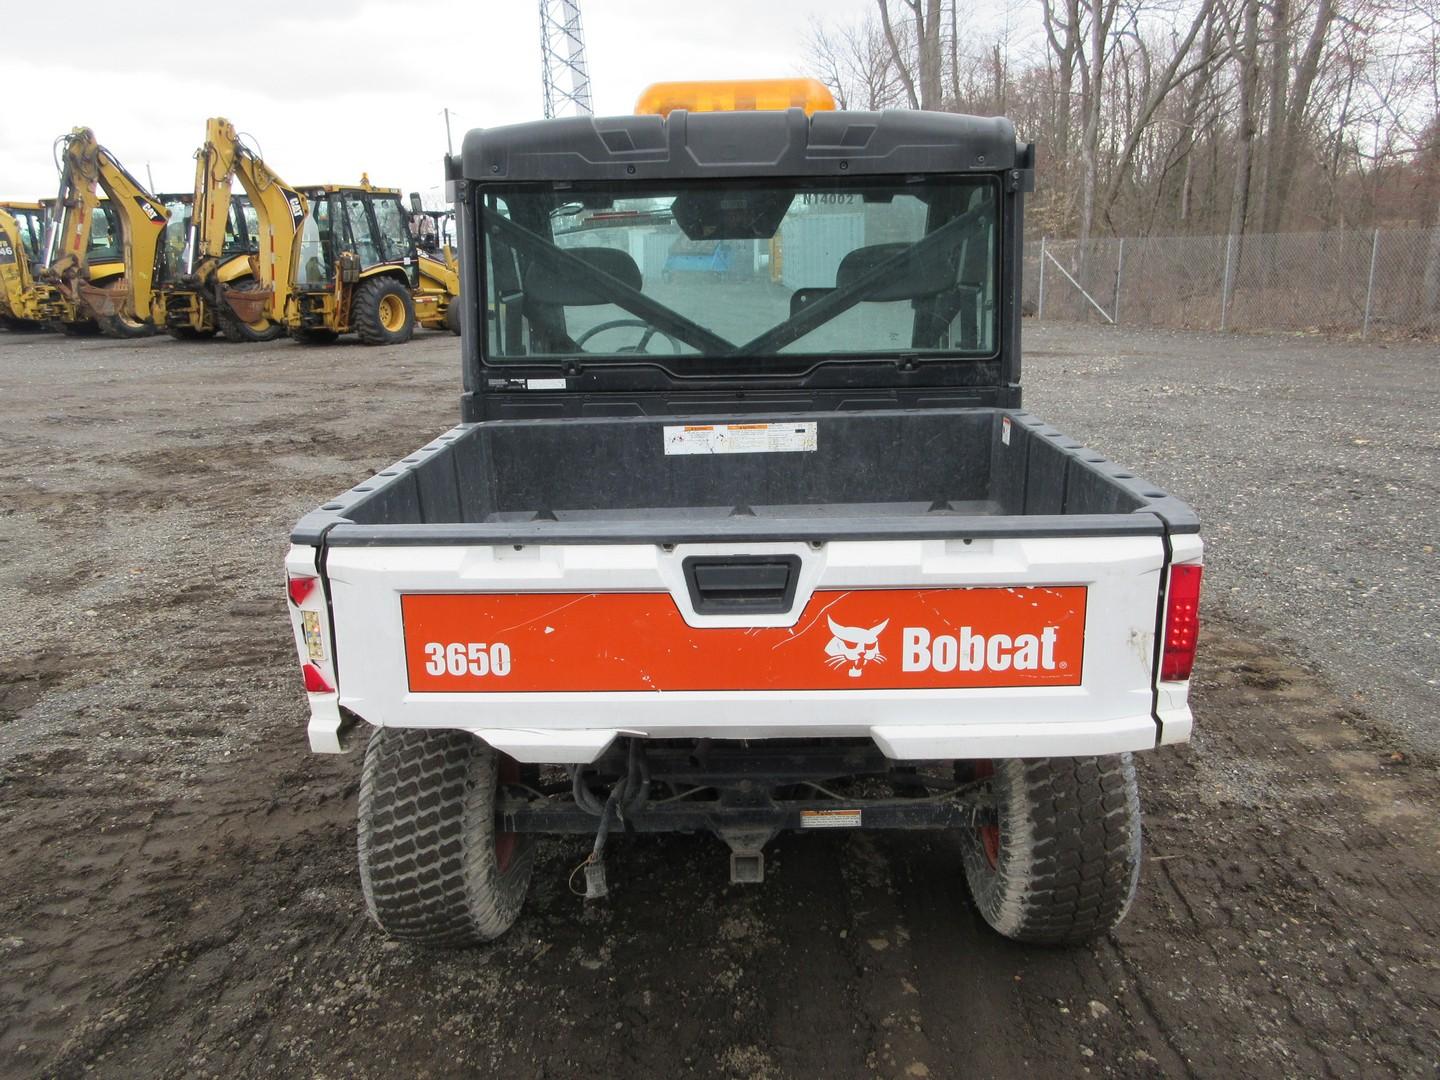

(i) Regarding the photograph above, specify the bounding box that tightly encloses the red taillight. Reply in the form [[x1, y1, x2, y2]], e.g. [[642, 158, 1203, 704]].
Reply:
[[1160, 563, 1203, 681], [287, 575, 318, 606], [302, 662, 334, 693]]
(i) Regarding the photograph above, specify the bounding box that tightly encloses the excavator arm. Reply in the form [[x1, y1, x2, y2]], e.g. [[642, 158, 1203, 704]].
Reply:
[[194, 118, 308, 324], [43, 127, 169, 324]]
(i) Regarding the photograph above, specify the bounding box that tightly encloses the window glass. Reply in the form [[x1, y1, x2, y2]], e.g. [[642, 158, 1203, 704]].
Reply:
[[479, 177, 998, 364], [295, 195, 334, 286], [372, 197, 411, 262], [223, 203, 241, 254], [157, 197, 191, 282], [241, 204, 262, 253], [482, 195, 516, 356], [87, 205, 122, 262], [9, 209, 45, 257], [345, 196, 380, 267]]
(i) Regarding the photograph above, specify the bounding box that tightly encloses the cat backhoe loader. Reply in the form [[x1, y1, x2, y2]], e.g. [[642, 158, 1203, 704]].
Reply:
[[152, 118, 308, 342], [1, 197, 127, 334], [153, 190, 290, 340], [1, 203, 47, 329], [286, 177, 456, 344], [42, 127, 170, 338]]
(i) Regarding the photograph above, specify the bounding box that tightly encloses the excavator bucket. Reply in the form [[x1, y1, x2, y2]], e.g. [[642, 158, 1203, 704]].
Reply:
[[76, 280, 126, 318], [222, 284, 273, 324]]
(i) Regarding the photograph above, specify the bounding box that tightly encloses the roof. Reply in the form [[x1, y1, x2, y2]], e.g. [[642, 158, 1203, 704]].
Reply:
[[457, 108, 1029, 184], [297, 184, 403, 196]]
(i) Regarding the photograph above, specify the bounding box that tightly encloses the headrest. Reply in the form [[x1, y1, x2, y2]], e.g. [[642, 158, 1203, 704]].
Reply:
[[525, 246, 642, 306], [835, 241, 956, 302]]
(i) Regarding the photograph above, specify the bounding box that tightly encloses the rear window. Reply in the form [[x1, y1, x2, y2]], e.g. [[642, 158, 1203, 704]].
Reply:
[[477, 176, 998, 367]]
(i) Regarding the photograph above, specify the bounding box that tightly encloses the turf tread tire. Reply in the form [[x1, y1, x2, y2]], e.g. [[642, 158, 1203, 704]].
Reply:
[[357, 728, 533, 947], [961, 754, 1142, 946]]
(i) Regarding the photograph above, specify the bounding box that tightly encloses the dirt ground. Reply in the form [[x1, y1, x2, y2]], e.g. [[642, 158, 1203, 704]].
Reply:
[[1, 328, 1437, 1079]]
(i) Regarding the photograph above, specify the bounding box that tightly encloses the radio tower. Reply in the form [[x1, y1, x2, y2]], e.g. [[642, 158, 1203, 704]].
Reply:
[[539, 0, 594, 119]]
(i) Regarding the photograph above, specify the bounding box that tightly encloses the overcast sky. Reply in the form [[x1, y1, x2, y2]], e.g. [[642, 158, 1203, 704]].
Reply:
[[0, 0, 943, 204]]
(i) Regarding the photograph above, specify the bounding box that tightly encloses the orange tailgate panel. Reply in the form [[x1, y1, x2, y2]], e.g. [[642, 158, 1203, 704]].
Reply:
[[402, 587, 1086, 693]]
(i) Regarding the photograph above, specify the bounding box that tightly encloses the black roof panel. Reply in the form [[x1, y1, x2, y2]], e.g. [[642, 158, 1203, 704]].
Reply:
[[458, 108, 1024, 183]]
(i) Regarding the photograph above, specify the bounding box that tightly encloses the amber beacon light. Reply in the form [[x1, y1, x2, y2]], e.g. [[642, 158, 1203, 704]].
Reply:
[[635, 78, 837, 117]]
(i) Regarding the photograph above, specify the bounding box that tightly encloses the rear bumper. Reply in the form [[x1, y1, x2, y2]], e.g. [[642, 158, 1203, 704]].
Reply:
[[308, 702, 1170, 762]]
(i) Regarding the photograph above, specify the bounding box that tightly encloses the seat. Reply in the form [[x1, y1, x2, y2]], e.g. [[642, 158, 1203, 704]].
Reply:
[[523, 246, 642, 306], [521, 245, 644, 354]]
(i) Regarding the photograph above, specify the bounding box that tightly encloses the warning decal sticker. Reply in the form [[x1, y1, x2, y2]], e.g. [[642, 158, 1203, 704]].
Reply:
[[663, 422, 817, 456]]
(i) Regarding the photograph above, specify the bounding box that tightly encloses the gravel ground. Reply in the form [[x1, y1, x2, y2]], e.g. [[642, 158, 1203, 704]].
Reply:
[[1024, 321, 1440, 756], [0, 325, 1437, 1078]]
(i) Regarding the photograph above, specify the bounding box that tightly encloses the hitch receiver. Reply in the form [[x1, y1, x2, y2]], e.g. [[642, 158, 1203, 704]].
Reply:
[[719, 827, 775, 885]]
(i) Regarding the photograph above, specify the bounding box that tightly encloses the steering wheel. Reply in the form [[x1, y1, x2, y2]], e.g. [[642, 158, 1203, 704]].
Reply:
[[574, 318, 683, 354]]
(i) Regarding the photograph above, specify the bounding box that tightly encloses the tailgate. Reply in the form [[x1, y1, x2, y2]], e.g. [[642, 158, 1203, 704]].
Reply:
[[312, 536, 1180, 762]]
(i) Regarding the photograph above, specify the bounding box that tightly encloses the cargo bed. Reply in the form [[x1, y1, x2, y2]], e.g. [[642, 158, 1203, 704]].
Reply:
[[292, 407, 1198, 548]]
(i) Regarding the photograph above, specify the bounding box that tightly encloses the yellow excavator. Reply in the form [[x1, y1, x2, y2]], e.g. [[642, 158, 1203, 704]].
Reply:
[[1, 196, 129, 334], [286, 177, 458, 344], [0, 202, 47, 329], [42, 127, 171, 338], [152, 191, 280, 339], [153, 118, 309, 342]]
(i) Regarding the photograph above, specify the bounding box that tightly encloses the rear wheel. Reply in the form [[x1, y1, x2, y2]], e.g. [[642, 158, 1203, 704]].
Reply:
[[353, 276, 415, 345], [217, 280, 284, 342], [357, 727, 533, 947], [289, 326, 340, 345], [444, 301, 461, 335], [960, 755, 1142, 945]]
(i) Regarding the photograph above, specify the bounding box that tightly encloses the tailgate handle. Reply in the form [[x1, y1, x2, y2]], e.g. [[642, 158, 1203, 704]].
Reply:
[[682, 555, 802, 615]]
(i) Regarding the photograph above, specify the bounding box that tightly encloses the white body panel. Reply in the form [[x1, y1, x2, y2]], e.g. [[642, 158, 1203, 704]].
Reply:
[[289, 535, 1199, 762]]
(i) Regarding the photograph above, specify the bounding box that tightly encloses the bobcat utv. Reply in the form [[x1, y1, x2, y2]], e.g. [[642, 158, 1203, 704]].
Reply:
[[285, 79, 1203, 948]]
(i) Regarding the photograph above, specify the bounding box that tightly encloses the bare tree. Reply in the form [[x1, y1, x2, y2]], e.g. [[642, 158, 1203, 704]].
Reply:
[[876, 0, 945, 109], [1227, 0, 1263, 239], [807, 0, 1435, 245], [1099, 0, 1224, 232], [807, 14, 905, 112]]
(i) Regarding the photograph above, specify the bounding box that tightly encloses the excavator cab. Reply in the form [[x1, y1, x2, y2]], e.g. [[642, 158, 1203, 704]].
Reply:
[[404, 195, 463, 335], [1, 203, 47, 260], [1, 203, 47, 329], [406, 193, 455, 259], [155, 194, 261, 288]]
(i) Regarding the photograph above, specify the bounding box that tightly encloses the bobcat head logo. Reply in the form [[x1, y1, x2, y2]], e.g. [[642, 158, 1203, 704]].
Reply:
[[824, 616, 889, 678]]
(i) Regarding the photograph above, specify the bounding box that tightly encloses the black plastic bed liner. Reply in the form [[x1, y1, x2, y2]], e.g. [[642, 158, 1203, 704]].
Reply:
[[291, 408, 1198, 548]]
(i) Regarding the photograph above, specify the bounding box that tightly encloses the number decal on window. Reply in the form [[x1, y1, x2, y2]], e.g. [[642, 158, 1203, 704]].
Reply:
[[424, 642, 511, 679]]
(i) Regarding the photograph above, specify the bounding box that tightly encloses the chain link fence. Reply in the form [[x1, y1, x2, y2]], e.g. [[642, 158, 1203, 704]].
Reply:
[[1024, 227, 1440, 339]]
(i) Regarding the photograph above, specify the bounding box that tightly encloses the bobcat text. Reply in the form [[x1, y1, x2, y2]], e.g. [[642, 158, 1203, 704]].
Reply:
[[901, 626, 1060, 673]]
